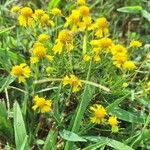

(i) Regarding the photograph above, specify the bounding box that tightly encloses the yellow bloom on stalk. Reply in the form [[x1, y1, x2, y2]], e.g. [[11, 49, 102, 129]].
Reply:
[[33, 9, 45, 20], [79, 5, 89, 16], [31, 43, 54, 64], [112, 53, 127, 68], [108, 116, 119, 133], [79, 16, 92, 31], [111, 44, 127, 55], [130, 40, 142, 48], [99, 37, 113, 51], [40, 14, 54, 27], [94, 17, 109, 38], [11, 5, 20, 13], [18, 7, 34, 27], [63, 74, 82, 92], [64, 10, 80, 32], [83, 54, 91, 62], [94, 55, 101, 62], [51, 8, 62, 16], [77, 0, 85, 5], [123, 61, 136, 70], [147, 81, 150, 90], [11, 63, 30, 83], [52, 30, 73, 54], [38, 33, 49, 43], [32, 95, 52, 113], [90, 104, 107, 124]]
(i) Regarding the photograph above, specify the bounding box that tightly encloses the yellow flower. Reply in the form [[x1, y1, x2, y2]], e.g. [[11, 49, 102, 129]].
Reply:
[[108, 116, 119, 133], [11, 5, 20, 13], [40, 14, 54, 27], [147, 81, 150, 90], [83, 54, 91, 62], [33, 45, 47, 59], [77, 0, 85, 5], [94, 55, 101, 62], [123, 61, 136, 70], [94, 17, 109, 37], [79, 5, 89, 16], [11, 63, 30, 83], [64, 10, 80, 32], [52, 30, 73, 54], [38, 33, 49, 43], [130, 40, 142, 48], [51, 8, 62, 16], [18, 7, 34, 27], [111, 44, 127, 55], [112, 53, 127, 68], [33, 9, 45, 20], [79, 16, 92, 31], [63, 74, 81, 92], [90, 104, 107, 124], [123, 82, 129, 88], [99, 37, 113, 50], [32, 95, 52, 113], [30, 56, 39, 64]]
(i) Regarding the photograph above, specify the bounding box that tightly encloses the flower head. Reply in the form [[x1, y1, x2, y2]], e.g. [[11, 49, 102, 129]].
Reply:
[[63, 74, 81, 92], [79, 5, 89, 16], [90, 104, 107, 124], [11, 5, 20, 13], [51, 8, 62, 16], [11, 63, 30, 83], [123, 61, 136, 70], [32, 95, 52, 113], [77, 0, 85, 5], [83, 54, 91, 62], [38, 33, 49, 43], [108, 116, 119, 133], [33, 9, 45, 20], [130, 40, 142, 48]]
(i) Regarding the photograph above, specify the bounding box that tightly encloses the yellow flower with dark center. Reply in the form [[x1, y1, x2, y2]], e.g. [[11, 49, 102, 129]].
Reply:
[[32, 95, 52, 113], [130, 40, 142, 48], [51, 8, 62, 16], [94, 17, 109, 37], [38, 33, 49, 43], [108, 116, 119, 133], [90, 104, 107, 124], [123, 61, 136, 70], [52, 30, 73, 54], [18, 7, 34, 27], [11, 63, 30, 83], [63, 74, 81, 92]]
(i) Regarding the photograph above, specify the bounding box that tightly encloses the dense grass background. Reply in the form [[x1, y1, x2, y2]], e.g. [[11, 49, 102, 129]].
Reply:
[[0, 0, 150, 149]]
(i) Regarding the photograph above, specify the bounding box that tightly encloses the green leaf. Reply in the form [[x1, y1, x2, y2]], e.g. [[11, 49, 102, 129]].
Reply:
[[43, 130, 58, 150], [141, 10, 150, 22], [0, 26, 15, 34], [13, 101, 29, 150], [109, 107, 144, 124], [117, 6, 143, 14], [48, 0, 60, 9], [60, 129, 87, 142], [0, 76, 15, 93], [84, 136, 134, 150]]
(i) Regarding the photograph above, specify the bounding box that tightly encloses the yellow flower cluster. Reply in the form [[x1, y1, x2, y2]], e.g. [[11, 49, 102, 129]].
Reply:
[[90, 104, 119, 133], [63, 74, 82, 92], [32, 95, 52, 113]]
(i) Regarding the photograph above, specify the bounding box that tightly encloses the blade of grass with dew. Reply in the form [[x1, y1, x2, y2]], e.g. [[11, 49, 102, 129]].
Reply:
[[64, 61, 95, 149], [13, 101, 29, 150]]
